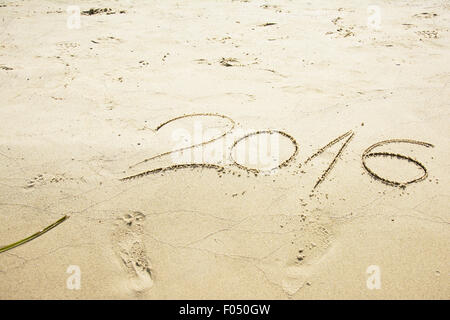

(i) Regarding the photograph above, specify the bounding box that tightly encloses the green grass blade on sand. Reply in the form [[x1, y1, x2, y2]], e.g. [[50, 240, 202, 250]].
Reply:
[[0, 215, 69, 254]]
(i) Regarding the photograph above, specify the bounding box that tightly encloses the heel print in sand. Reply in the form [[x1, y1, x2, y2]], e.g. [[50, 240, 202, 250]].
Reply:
[[113, 211, 153, 293]]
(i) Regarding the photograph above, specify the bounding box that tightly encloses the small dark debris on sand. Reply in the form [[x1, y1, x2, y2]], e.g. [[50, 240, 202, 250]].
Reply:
[[0, 65, 13, 71], [81, 8, 126, 16], [220, 57, 239, 67], [413, 12, 438, 19], [259, 22, 277, 27]]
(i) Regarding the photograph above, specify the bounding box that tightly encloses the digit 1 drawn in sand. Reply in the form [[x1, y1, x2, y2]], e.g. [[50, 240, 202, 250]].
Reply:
[[305, 130, 354, 190], [362, 139, 434, 188], [304, 130, 353, 165], [112, 211, 153, 293]]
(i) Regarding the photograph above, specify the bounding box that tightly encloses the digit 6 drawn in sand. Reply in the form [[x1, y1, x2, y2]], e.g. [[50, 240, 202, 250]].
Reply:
[[361, 139, 434, 188]]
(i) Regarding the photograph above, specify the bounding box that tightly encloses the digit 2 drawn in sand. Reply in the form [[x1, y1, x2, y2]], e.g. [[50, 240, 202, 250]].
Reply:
[[121, 113, 235, 181], [128, 113, 235, 169]]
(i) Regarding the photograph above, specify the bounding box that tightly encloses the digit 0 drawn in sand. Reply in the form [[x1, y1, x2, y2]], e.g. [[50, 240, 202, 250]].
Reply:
[[229, 130, 299, 174], [362, 139, 434, 188], [112, 211, 153, 293]]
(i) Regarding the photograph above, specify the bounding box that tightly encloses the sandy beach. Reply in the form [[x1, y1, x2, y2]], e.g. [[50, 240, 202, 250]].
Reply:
[[0, 0, 449, 299]]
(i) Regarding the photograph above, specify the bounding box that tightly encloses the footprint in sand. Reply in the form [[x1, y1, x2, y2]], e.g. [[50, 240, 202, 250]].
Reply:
[[112, 211, 153, 293]]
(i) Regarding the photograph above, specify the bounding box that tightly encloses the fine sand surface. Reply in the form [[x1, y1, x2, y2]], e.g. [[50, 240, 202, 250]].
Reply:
[[0, 0, 449, 299]]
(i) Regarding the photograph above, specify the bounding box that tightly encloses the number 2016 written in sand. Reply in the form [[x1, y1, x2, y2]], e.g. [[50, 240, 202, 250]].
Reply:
[[0, 113, 436, 255], [121, 113, 435, 190]]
